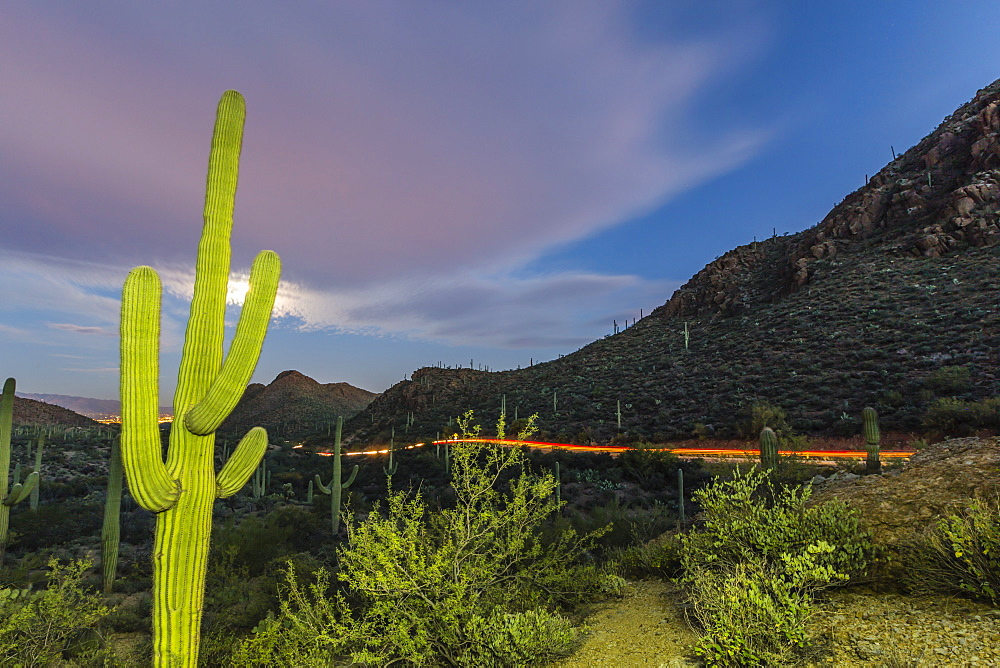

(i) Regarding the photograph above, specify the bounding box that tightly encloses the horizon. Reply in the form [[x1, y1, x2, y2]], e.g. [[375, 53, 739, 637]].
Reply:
[[3, 2, 1000, 400]]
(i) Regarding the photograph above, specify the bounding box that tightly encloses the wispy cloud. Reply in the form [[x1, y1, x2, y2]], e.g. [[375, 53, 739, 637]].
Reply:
[[1, 1, 768, 288], [48, 323, 115, 337]]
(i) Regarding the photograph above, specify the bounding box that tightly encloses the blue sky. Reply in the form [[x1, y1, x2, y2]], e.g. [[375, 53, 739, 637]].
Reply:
[[2, 1, 1000, 400]]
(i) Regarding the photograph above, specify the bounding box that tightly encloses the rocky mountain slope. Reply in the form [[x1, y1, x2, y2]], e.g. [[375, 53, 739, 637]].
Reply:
[[19, 393, 171, 420], [219, 370, 377, 437], [344, 78, 1000, 447]]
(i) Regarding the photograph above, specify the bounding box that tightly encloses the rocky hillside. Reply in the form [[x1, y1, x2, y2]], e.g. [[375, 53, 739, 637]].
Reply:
[[19, 393, 171, 420], [219, 370, 377, 437], [344, 78, 1000, 447], [11, 396, 100, 427]]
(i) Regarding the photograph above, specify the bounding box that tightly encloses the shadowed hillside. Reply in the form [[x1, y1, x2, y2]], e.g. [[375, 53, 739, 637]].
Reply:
[[345, 78, 1000, 446], [10, 396, 100, 427], [220, 370, 378, 437]]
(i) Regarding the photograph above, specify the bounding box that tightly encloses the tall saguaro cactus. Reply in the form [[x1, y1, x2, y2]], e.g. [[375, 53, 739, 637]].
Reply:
[[119, 91, 281, 667], [314, 416, 358, 534], [0, 378, 39, 561]]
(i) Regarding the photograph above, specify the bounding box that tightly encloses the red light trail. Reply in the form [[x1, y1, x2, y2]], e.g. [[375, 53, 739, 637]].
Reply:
[[303, 438, 913, 461]]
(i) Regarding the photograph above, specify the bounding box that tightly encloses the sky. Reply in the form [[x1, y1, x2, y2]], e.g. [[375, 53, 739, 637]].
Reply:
[[3, 1, 1000, 401]]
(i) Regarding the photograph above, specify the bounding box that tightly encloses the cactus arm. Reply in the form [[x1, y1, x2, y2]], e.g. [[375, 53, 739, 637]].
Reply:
[[2, 471, 38, 506], [184, 250, 281, 435], [120, 267, 180, 512], [314, 475, 332, 495], [215, 427, 268, 498], [343, 465, 359, 488]]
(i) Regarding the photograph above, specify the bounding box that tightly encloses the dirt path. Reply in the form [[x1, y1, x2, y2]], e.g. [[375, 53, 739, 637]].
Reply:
[[551, 579, 1000, 667], [551, 579, 700, 667]]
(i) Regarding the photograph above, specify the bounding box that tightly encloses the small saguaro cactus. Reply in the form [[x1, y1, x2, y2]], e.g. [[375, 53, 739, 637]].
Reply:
[[252, 459, 267, 499], [102, 435, 123, 593], [119, 90, 280, 667], [384, 426, 399, 476], [862, 406, 882, 474], [0, 378, 39, 561], [314, 416, 358, 534], [29, 434, 43, 512], [759, 427, 779, 468]]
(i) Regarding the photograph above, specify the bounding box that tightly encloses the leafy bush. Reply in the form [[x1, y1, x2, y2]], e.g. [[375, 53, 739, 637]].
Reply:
[[677, 466, 874, 666], [924, 365, 972, 394], [921, 396, 1000, 435], [0, 559, 113, 666], [612, 532, 684, 579], [903, 497, 1000, 605], [237, 410, 622, 666]]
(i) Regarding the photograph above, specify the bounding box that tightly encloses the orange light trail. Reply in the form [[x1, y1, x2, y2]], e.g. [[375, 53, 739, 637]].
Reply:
[[305, 438, 913, 460]]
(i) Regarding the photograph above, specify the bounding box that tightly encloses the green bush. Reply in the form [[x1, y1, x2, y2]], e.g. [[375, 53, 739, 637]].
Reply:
[[903, 497, 1000, 605], [237, 410, 622, 666], [0, 559, 113, 666], [924, 365, 972, 394], [921, 396, 1000, 435], [677, 466, 874, 666]]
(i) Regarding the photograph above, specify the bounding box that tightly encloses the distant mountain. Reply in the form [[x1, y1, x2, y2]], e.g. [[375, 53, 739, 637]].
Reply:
[[219, 370, 378, 437], [11, 396, 100, 427], [19, 393, 171, 420], [346, 77, 1000, 445]]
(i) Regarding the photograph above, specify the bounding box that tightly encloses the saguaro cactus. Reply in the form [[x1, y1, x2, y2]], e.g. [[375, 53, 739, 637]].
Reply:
[[314, 416, 358, 534], [759, 427, 779, 468], [102, 435, 123, 593], [29, 434, 43, 512], [384, 426, 399, 476], [862, 406, 882, 474], [119, 90, 281, 667], [0, 378, 39, 561]]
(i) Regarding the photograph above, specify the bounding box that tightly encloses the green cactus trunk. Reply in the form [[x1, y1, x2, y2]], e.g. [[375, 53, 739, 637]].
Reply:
[[862, 406, 882, 474], [29, 435, 43, 512], [0, 378, 39, 561], [314, 416, 358, 534], [119, 91, 280, 667], [102, 435, 123, 593], [760, 427, 779, 468]]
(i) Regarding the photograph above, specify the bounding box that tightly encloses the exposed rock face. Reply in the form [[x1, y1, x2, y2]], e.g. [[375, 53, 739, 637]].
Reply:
[[808, 436, 1000, 570], [220, 370, 378, 436], [661, 78, 1000, 319]]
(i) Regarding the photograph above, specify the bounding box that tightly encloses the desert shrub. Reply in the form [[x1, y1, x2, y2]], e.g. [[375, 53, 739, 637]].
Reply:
[[236, 410, 622, 666], [921, 396, 1000, 435], [0, 559, 113, 666], [677, 466, 874, 666], [619, 443, 679, 485], [612, 532, 684, 579], [903, 497, 1000, 605], [924, 365, 972, 394], [739, 401, 798, 443]]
